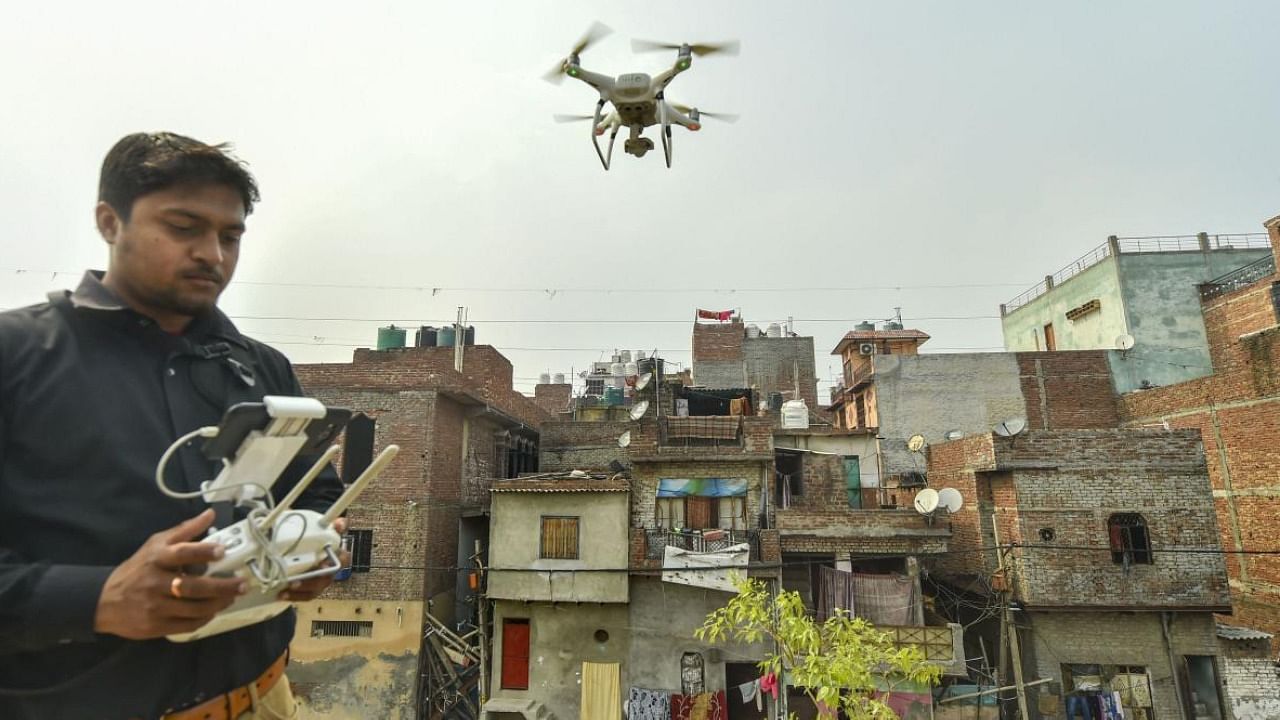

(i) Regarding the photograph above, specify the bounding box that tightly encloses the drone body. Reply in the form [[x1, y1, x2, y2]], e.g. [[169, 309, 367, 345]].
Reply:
[[547, 24, 739, 170]]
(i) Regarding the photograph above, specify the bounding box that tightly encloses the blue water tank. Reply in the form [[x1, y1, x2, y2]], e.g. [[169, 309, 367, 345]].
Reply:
[[603, 387, 624, 406]]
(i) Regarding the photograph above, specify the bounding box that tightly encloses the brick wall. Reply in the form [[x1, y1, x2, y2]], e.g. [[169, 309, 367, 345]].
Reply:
[[743, 335, 819, 408], [533, 383, 572, 416], [1015, 351, 1120, 430], [538, 420, 629, 472], [1219, 637, 1280, 720], [692, 321, 745, 361], [929, 431, 1231, 610], [1116, 242, 1280, 643]]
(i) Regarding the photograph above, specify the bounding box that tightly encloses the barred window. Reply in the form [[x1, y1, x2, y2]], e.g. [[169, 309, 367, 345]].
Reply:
[[346, 529, 374, 573], [311, 620, 373, 638], [1108, 513, 1152, 565], [540, 516, 579, 559]]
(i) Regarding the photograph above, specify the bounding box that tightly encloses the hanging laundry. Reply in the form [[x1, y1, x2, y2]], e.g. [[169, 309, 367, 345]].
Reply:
[[581, 661, 622, 720], [671, 690, 727, 720], [627, 687, 671, 720], [760, 672, 780, 700], [851, 572, 920, 626], [737, 680, 756, 705], [697, 309, 735, 322], [816, 566, 857, 622]]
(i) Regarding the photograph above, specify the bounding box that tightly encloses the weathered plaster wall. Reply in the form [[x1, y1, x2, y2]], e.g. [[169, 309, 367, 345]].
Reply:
[[1219, 637, 1280, 720], [488, 491, 630, 603], [870, 353, 1025, 476], [1115, 249, 1270, 390], [772, 432, 881, 489], [490, 602, 630, 720], [1002, 255, 1127, 352], [1023, 611, 1220, 720], [291, 600, 423, 720]]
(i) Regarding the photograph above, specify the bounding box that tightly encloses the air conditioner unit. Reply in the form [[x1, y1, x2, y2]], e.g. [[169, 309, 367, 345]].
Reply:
[[858, 342, 876, 356]]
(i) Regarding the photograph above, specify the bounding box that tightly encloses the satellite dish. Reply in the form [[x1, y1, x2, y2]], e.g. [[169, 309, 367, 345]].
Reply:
[[1116, 334, 1136, 352], [629, 400, 650, 420], [913, 488, 939, 515], [579, 370, 589, 379], [938, 488, 964, 514], [907, 434, 926, 452], [993, 417, 1027, 437], [943, 429, 964, 441], [635, 372, 653, 391], [617, 431, 631, 448]]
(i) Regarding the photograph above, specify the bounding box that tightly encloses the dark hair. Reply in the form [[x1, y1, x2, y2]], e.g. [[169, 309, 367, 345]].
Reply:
[[98, 132, 260, 221]]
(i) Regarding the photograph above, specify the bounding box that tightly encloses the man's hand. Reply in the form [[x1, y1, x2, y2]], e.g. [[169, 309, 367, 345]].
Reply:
[[278, 517, 349, 602], [94, 509, 247, 639]]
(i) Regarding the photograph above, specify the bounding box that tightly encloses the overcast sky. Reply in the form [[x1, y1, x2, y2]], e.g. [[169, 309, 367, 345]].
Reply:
[[2, 1, 1277, 397]]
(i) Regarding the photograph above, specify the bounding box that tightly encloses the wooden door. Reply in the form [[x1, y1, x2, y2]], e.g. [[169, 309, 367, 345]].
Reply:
[[501, 619, 530, 689], [1043, 322, 1056, 351], [687, 496, 715, 529]]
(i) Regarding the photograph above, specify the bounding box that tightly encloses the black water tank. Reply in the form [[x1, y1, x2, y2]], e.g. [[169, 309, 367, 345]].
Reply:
[[416, 326, 437, 347], [464, 325, 476, 346]]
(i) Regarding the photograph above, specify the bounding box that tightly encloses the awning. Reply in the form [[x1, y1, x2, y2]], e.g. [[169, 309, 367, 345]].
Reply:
[[657, 478, 748, 497]]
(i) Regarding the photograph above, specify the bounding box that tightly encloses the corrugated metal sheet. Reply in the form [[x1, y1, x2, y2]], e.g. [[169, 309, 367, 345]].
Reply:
[[1216, 623, 1273, 641]]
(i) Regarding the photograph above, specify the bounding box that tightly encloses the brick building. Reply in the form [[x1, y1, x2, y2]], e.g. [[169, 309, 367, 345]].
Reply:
[[1116, 214, 1280, 646], [692, 318, 819, 409], [828, 322, 1121, 503], [928, 430, 1233, 720], [284, 344, 548, 720]]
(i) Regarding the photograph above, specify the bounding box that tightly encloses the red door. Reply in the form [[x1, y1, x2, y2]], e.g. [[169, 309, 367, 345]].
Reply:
[[501, 619, 530, 689]]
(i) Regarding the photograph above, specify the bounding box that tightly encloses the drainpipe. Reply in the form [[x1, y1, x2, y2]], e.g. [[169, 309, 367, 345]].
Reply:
[[1161, 612, 1188, 720]]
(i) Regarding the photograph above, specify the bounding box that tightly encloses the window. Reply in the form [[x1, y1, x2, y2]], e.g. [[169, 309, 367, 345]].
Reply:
[[341, 413, 376, 484], [656, 498, 686, 529], [775, 451, 804, 508], [501, 619, 530, 689], [346, 529, 373, 573], [311, 620, 373, 638], [540, 516, 579, 559], [1108, 513, 1152, 565], [718, 497, 746, 530]]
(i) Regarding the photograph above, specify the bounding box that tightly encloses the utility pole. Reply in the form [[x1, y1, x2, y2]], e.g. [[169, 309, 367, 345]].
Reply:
[[474, 538, 489, 709], [454, 306, 466, 372], [991, 515, 1030, 720]]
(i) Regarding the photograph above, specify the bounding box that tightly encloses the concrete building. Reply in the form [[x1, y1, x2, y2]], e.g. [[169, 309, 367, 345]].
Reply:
[[929, 430, 1234, 720], [288, 344, 548, 720], [999, 232, 1272, 392], [1118, 214, 1280, 648]]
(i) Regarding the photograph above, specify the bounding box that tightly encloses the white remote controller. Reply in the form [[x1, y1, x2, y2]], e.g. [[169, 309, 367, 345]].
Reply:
[[166, 434, 399, 642]]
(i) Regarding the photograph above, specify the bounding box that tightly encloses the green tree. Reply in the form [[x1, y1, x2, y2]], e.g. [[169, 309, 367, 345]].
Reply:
[[696, 576, 941, 719]]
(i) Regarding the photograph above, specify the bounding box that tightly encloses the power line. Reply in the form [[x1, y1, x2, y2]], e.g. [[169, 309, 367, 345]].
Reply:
[[225, 314, 1003, 324]]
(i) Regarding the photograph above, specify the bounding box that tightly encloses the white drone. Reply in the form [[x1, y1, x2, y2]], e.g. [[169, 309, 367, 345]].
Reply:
[[545, 22, 739, 170]]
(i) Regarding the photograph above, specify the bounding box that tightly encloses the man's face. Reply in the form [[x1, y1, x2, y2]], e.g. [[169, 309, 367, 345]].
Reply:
[[97, 182, 245, 327]]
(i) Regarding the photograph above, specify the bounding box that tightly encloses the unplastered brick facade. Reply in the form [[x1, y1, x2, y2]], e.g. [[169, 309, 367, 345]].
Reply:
[[295, 346, 548, 610], [929, 430, 1231, 610], [1118, 215, 1280, 643], [538, 420, 630, 472], [691, 320, 820, 407]]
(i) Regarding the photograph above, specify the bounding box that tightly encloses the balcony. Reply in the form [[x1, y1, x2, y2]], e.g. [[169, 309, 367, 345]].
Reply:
[[775, 509, 951, 555], [1199, 254, 1277, 300], [644, 528, 762, 560], [627, 416, 774, 461]]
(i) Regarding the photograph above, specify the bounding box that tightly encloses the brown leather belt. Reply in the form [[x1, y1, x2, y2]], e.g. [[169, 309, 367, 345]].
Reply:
[[162, 651, 288, 720]]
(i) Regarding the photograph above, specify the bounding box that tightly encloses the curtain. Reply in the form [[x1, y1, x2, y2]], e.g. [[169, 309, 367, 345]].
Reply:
[[580, 661, 621, 720], [816, 566, 857, 622]]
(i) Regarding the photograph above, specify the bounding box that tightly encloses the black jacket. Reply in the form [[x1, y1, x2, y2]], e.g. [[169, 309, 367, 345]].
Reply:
[[0, 272, 343, 719]]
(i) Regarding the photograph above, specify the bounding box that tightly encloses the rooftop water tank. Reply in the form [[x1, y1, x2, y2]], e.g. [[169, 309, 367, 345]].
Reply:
[[624, 361, 639, 377], [603, 387, 624, 406], [619, 350, 632, 362], [883, 321, 903, 331], [539, 373, 552, 385], [553, 373, 566, 385], [746, 324, 761, 338], [855, 321, 876, 332], [377, 325, 406, 350], [436, 325, 456, 347], [610, 362, 625, 377], [464, 326, 476, 346], [781, 399, 810, 429], [636, 350, 648, 360], [766, 323, 783, 338], [416, 326, 437, 347]]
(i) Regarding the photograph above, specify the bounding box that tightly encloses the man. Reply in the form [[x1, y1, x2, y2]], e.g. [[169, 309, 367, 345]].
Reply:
[[0, 133, 347, 719]]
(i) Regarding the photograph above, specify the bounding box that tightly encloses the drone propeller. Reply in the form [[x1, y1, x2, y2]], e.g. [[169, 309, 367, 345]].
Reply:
[[631, 39, 740, 57], [543, 21, 613, 83], [670, 103, 740, 123], [553, 113, 597, 123]]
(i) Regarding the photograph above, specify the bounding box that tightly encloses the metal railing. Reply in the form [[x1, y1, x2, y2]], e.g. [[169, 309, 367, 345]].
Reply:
[[1200, 254, 1277, 300], [645, 528, 760, 560], [1003, 233, 1271, 314]]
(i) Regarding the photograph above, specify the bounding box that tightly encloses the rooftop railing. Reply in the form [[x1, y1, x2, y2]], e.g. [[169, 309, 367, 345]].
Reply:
[[1002, 233, 1271, 315], [1199, 254, 1277, 300]]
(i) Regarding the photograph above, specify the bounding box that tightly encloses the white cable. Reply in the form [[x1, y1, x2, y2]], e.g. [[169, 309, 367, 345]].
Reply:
[[153, 426, 272, 504]]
